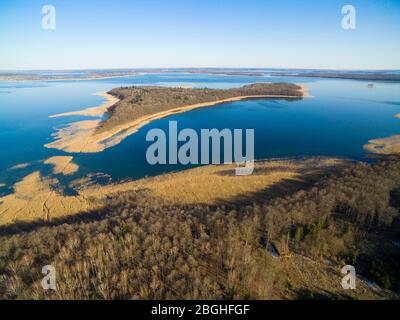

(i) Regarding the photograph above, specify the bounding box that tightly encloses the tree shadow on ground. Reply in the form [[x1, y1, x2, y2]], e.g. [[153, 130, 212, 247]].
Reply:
[[214, 168, 340, 208]]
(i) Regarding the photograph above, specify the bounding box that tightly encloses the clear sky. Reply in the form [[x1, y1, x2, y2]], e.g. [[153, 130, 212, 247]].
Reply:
[[1, 0, 399, 70]]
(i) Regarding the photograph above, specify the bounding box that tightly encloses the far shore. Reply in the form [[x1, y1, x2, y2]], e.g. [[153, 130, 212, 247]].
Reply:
[[46, 84, 309, 154], [0, 72, 142, 82]]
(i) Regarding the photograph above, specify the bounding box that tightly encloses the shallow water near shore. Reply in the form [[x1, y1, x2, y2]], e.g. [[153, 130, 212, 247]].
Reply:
[[1, 73, 400, 192]]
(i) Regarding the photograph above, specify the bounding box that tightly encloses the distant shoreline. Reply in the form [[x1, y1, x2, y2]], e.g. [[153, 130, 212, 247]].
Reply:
[[270, 72, 400, 82], [0, 72, 142, 82], [2, 69, 400, 82]]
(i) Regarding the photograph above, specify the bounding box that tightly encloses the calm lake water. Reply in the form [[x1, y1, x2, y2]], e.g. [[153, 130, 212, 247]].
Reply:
[[1, 73, 400, 193]]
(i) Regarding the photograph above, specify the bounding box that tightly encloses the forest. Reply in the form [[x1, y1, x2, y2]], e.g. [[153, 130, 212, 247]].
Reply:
[[0, 156, 399, 299], [98, 83, 303, 133]]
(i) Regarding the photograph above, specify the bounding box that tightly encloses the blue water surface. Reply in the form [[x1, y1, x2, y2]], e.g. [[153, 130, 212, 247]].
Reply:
[[0, 73, 400, 190]]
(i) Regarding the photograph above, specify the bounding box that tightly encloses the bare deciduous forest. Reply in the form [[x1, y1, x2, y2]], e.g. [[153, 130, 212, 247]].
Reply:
[[0, 157, 399, 299], [98, 83, 303, 132]]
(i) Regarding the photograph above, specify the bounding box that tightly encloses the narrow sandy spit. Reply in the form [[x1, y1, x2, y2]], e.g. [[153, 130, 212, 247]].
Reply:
[[44, 156, 79, 176], [50, 92, 119, 118], [299, 84, 313, 98], [45, 85, 309, 154], [11, 163, 31, 170]]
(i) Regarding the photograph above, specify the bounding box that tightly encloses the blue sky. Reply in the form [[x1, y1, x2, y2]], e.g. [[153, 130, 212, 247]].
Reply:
[[0, 0, 399, 70]]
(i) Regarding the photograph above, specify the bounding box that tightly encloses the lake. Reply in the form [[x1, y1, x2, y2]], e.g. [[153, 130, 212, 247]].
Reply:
[[1, 73, 400, 194]]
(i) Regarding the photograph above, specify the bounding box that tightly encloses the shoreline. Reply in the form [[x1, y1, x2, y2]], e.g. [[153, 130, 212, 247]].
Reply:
[[0, 157, 343, 226], [50, 92, 119, 118], [44, 156, 79, 176], [364, 135, 400, 155], [45, 85, 309, 154], [364, 112, 400, 155], [299, 84, 312, 98], [0, 73, 142, 82]]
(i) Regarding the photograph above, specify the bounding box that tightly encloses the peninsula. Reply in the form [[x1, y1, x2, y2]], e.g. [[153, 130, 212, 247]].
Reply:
[[364, 112, 400, 155], [46, 83, 307, 153]]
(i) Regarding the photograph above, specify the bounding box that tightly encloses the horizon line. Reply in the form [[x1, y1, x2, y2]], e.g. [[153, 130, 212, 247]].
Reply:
[[1, 67, 400, 73]]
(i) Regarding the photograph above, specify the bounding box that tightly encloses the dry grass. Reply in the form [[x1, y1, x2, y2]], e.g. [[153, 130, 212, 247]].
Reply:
[[1, 157, 399, 300], [137, 158, 347, 205], [364, 113, 400, 155], [274, 254, 386, 300], [0, 158, 346, 226], [44, 156, 79, 176], [0, 172, 98, 226], [364, 135, 400, 155]]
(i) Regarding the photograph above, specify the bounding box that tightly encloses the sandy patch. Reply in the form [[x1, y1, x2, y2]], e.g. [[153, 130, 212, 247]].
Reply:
[[45, 119, 102, 153], [45, 87, 307, 154], [0, 170, 127, 225], [11, 163, 31, 170], [44, 156, 79, 176], [173, 85, 193, 89], [299, 84, 313, 98], [78, 158, 344, 206], [364, 112, 400, 155], [0, 158, 344, 226], [0, 172, 99, 225], [50, 92, 119, 118], [364, 135, 400, 155]]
